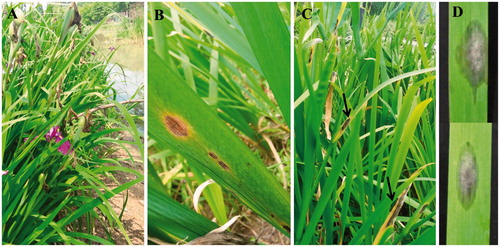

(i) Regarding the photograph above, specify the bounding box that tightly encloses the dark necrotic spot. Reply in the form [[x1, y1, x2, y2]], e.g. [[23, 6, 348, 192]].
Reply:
[[218, 160, 229, 170], [283, 225, 290, 232], [208, 152, 218, 159], [164, 115, 188, 137], [341, 118, 351, 131], [316, 223, 323, 231], [419, 204, 428, 215], [458, 142, 478, 210]]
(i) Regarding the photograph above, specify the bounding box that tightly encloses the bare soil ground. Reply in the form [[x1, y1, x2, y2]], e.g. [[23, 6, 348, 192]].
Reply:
[[94, 131, 144, 245], [233, 210, 290, 245], [195, 202, 290, 245]]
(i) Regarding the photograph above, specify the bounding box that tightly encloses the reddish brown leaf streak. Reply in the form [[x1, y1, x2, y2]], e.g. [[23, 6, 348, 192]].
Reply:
[[218, 160, 229, 171], [208, 152, 218, 159], [163, 115, 189, 137], [341, 118, 351, 130], [283, 225, 291, 232], [208, 151, 230, 170]]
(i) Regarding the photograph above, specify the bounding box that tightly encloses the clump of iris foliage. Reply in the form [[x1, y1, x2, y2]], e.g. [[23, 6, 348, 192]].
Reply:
[[2, 3, 143, 245], [294, 2, 435, 245]]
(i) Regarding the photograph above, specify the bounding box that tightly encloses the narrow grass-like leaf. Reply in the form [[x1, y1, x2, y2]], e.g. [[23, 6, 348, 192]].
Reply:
[[148, 172, 218, 243], [232, 2, 291, 125]]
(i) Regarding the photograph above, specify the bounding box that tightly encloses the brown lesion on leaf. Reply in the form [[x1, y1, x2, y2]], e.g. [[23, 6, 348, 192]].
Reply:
[[208, 151, 230, 171], [341, 118, 350, 131], [269, 214, 290, 233], [208, 152, 218, 159], [283, 225, 290, 232], [218, 160, 229, 171], [163, 114, 189, 137], [419, 203, 428, 215]]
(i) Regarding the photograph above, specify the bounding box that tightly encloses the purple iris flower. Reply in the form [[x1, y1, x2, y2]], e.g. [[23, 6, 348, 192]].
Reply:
[[45, 126, 73, 155]]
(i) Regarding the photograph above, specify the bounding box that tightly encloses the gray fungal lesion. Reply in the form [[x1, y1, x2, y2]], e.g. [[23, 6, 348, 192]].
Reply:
[[457, 20, 488, 102], [457, 142, 478, 210]]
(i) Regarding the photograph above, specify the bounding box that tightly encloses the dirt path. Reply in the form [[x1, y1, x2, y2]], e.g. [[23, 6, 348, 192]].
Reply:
[[233, 210, 290, 245], [96, 131, 144, 245]]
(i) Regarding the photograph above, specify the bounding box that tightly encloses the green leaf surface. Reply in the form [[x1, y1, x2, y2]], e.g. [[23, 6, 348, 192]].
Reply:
[[447, 123, 491, 244], [148, 173, 218, 243], [178, 2, 261, 72], [232, 2, 291, 125], [148, 48, 290, 235]]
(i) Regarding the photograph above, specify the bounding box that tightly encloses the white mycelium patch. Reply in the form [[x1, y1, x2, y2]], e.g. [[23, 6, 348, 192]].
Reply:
[[457, 142, 478, 210], [458, 20, 487, 101]]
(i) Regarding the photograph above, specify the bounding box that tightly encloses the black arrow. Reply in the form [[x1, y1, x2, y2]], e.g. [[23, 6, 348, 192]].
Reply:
[[386, 177, 395, 200], [342, 93, 351, 117]]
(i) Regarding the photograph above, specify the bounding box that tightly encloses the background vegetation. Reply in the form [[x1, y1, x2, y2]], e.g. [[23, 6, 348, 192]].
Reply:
[[87, 2, 144, 71], [80, 3, 131, 25]]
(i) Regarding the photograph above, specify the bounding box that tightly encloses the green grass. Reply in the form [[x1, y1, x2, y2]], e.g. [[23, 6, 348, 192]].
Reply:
[[294, 2, 436, 244], [147, 2, 290, 244], [2, 3, 143, 244]]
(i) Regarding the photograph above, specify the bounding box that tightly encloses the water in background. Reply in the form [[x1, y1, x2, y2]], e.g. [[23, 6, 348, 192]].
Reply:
[[107, 63, 144, 133]]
